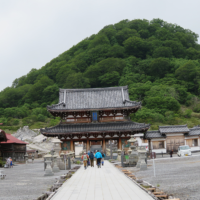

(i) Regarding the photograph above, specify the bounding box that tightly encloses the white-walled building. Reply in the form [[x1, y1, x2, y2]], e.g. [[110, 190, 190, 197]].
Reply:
[[144, 125, 200, 153]]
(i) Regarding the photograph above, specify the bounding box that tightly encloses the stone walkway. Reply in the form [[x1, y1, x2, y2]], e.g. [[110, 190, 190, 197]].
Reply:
[[51, 161, 153, 200]]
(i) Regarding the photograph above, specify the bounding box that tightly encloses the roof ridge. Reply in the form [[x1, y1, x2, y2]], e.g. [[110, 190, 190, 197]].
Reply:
[[59, 86, 128, 92], [147, 130, 160, 132], [159, 124, 187, 128]]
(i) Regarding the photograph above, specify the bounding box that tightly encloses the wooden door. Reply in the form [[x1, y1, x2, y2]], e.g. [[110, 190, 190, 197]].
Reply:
[[166, 136, 184, 152]]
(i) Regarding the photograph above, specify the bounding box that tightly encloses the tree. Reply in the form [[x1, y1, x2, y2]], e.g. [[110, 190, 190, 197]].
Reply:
[[153, 47, 172, 58], [99, 71, 120, 87], [148, 58, 171, 78], [23, 76, 54, 103], [116, 28, 139, 45], [123, 36, 148, 58], [64, 73, 90, 89]]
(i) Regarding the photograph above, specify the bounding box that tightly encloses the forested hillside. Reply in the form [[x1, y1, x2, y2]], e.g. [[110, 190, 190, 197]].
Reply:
[[1, 18, 200, 131]]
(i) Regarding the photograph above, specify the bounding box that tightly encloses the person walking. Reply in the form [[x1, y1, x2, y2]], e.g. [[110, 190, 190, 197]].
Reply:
[[81, 152, 89, 170], [87, 151, 90, 166], [89, 151, 94, 167], [95, 150, 102, 168], [170, 150, 173, 158], [94, 150, 97, 166], [6, 157, 10, 168], [101, 151, 106, 166], [10, 157, 13, 168]]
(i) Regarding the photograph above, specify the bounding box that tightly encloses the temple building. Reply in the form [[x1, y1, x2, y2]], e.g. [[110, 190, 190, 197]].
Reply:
[[41, 86, 150, 153]]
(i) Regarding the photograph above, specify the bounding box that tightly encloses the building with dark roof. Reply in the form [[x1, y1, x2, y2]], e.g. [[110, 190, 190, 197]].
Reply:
[[0, 132, 27, 161], [144, 125, 200, 153], [41, 86, 150, 153]]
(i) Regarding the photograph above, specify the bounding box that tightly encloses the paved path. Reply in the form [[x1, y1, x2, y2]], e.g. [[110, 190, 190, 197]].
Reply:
[[51, 161, 153, 200]]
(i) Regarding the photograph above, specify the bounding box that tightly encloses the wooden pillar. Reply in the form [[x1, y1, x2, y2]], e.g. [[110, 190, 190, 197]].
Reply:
[[86, 139, 90, 152], [102, 139, 106, 152], [70, 140, 74, 151], [118, 138, 122, 150]]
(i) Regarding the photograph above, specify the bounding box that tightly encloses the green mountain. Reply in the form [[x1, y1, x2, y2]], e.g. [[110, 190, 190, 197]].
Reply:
[[1, 18, 200, 131]]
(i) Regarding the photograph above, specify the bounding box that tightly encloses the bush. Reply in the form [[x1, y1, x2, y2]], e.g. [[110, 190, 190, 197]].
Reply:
[[193, 103, 200, 113], [182, 109, 192, 118], [37, 114, 46, 122], [22, 117, 34, 126], [13, 119, 19, 125]]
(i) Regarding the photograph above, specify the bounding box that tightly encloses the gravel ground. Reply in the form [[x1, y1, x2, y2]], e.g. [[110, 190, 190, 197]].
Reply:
[[126, 155, 200, 200], [0, 159, 77, 200]]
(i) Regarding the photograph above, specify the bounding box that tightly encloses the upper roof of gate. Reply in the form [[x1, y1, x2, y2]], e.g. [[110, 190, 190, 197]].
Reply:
[[47, 86, 141, 111]]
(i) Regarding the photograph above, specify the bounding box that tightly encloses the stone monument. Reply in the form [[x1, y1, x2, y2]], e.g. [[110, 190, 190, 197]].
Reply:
[[127, 135, 138, 167]]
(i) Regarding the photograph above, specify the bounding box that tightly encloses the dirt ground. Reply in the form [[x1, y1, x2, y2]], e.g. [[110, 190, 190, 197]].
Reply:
[[0, 159, 77, 200], [127, 155, 200, 200]]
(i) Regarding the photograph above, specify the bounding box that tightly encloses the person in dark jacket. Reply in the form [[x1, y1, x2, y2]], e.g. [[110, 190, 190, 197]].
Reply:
[[89, 151, 94, 167], [101, 151, 106, 166], [170, 150, 173, 157]]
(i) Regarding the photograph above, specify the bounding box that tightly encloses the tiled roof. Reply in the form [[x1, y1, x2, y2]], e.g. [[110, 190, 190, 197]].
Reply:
[[47, 86, 141, 111], [145, 131, 166, 139], [187, 127, 200, 136], [0, 134, 27, 144], [41, 121, 150, 135], [159, 125, 189, 134]]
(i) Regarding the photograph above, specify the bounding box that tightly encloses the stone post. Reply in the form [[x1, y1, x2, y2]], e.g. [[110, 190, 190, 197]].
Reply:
[[44, 154, 54, 176], [52, 155, 60, 172], [24, 153, 28, 164], [32, 153, 35, 164]]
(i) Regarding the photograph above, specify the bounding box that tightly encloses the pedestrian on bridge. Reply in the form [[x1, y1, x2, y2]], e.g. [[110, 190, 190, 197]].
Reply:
[[81, 152, 89, 170], [101, 151, 106, 166], [89, 151, 94, 167], [95, 150, 102, 168]]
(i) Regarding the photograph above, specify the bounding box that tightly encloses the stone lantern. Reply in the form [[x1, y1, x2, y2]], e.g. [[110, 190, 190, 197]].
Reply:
[[128, 149, 132, 155], [127, 135, 138, 166], [60, 152, 64, 161], [52, 155, 60, 172], [52, 138, 62, 156], [117, 149, 122, 162], [136, 146, 147, 169], [44, 154, 54, 176], [24, 153, 28, 164]]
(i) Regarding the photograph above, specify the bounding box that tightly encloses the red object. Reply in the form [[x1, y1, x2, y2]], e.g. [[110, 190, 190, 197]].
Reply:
[[0, 123, 3, 125], [0, 133, 28, 144]]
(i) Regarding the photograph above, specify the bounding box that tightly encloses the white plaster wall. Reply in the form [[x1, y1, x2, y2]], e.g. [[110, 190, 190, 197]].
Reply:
[[134, 137, 142, 146], [152, 149, 167, 153], [191, 146, 200, 151]]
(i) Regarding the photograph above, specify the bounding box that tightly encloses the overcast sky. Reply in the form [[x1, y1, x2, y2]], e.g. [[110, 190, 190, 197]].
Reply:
[[0, 0, 199, 91]]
